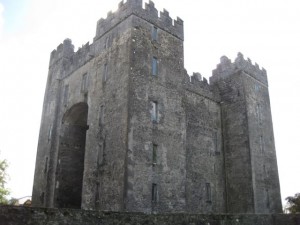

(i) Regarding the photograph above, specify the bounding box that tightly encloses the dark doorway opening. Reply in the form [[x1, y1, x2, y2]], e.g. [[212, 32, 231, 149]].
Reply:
[[56, 102, 88, 209]]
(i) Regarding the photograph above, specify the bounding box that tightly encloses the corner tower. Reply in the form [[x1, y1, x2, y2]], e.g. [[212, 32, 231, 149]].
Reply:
[[32, 0, 184, 212], [210, 53, 282, 213]]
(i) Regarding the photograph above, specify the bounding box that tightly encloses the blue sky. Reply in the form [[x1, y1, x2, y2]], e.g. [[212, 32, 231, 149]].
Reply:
[[0, 0, 299, 207], [0, 0, 29, 34]]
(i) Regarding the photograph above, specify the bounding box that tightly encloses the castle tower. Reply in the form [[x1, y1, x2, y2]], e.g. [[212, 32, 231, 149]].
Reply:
[[32, 0, 281, 214], [32, 0, 187, 212], [210, 53, 282, 213]]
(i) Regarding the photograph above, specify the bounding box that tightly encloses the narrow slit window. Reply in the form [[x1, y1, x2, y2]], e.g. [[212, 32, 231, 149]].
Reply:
[[260, 135, 264, 152], [63, 85, 69, 106], [104, 36, 109, 49], [152, 57, 158, 76], [152, 144, 158, 165], [152, 183, 158, 202], [103, 64, 108, 82], [152, 26, 158, 41], [213, 131, 219, 153], [150, 101, 158, 122], [81, 73, 88, 92], [266, 189, 270, 209], [256, 104, 262, 124], [99, 105, 104, 125], [48, 125, 53, 142], [206, 183, 212, 203], [44, 157, 48, 174]]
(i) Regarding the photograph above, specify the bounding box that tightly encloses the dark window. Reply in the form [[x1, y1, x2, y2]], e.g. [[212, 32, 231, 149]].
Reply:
[[206, 183, 212, 203], [63, 85, 69, 106], [81, 73, 88, 92], [260, 136, 264, 152], [266, 189, 270, 208], [152, 26, 158, 41], [213, 131, 219, 153], [152, 57, 158, 76], [48, 125, 53, 142], [44, 157, 48, 174], [104, 36, 109, 49], [152, 183, 158, 202], [152, 144, 158, 165]]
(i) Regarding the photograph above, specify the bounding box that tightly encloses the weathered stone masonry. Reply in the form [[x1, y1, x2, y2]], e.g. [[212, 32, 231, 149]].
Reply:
[[32, 0, 282, 214]]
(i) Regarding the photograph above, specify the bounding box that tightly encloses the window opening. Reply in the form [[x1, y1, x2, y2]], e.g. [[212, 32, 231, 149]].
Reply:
[[152, 183, 158, 202], [63, 85, 69, 106], [48, 125, 53, 142], [152, 144, 158, 165], [44, 157, 48, 174], [103, 64, 108, 82], [150, 101, 158, 122], [256, 104, 262, 124], [206, 183, 212, 203], [260, 135, 264, 152], [81, 73, 88, 92], [152, 26, 158, 41], [152, 57, 158, 76], [99, 105, 104, 125]]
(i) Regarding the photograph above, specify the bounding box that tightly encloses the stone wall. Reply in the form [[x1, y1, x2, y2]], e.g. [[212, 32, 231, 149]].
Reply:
[[0, 206, 299, 225]]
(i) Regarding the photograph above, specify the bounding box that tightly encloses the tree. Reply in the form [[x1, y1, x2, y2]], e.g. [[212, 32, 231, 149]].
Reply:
[[0, 156, 10, 204], [285, 193, 300, 214]]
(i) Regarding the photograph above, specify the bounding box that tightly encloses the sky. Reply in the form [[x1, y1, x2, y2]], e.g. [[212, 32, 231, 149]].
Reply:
[[0, 0, 299, 207]]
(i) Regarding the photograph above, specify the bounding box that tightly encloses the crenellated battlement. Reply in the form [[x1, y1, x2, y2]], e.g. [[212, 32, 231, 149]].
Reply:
[[94, 0, 184, 41], [210, 53, 268, 86], [49, 39, 95, 78], [50, 39, 75, 66], [183, 70, 220, 102]]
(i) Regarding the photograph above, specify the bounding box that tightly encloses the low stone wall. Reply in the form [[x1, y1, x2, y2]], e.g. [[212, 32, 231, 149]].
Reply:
[[0, 206, 299, 225]]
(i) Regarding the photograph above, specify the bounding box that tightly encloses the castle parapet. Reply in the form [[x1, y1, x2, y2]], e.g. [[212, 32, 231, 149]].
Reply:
[[94, 0, 184, 41], [210, 53, 268, 86], [183, 71, 220, 102], [50, 39, 94, 78], [50, 39, 74, 66]]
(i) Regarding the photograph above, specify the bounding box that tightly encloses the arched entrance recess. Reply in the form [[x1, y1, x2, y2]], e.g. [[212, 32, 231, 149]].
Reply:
[[56, 102, 88, 208]]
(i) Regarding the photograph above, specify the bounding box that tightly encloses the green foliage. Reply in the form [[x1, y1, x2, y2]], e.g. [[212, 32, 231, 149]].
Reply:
[[0, 156, 10, 204], [285, 193, 300, 214]]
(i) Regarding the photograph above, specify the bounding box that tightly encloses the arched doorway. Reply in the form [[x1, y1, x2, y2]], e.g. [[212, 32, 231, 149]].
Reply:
[[56, 102, 88, 208]]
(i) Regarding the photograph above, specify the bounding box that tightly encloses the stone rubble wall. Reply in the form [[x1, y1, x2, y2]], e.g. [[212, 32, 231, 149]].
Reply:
[[0, 206, 299, 225]]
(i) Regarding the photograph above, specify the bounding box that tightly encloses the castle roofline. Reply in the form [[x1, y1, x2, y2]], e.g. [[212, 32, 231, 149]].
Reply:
[[210, 52, 268, 86], [94, 0, 184, 41]]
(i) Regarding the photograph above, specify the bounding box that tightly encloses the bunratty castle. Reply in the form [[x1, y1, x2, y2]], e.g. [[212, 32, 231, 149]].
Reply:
[[32, 0, 282, 214]]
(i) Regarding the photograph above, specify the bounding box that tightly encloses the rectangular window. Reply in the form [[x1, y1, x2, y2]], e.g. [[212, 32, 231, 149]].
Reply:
[[260, 135, 264, 152], [152, 183, 158, 202], [104, 36, 109, 49], [81, 73, 88, 92], [152, 26, 158, 41], [63, 85, 69, 106], [256, 104, 262, 124], [213, 131, 219, 154], [266, 189, 270, 209], [206, 183, 212, 202], [150, 101, 158, 122], [48, 125, 53, 142], [152, 144, 158, 165], [99, 105, 104, 125], [103, 64, 108, 82], [152, 57, 158, 76], [44, 157, 48, 174]]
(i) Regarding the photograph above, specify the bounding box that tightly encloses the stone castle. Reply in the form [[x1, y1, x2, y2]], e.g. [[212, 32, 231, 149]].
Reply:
[[32, 0, 282, 214]]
